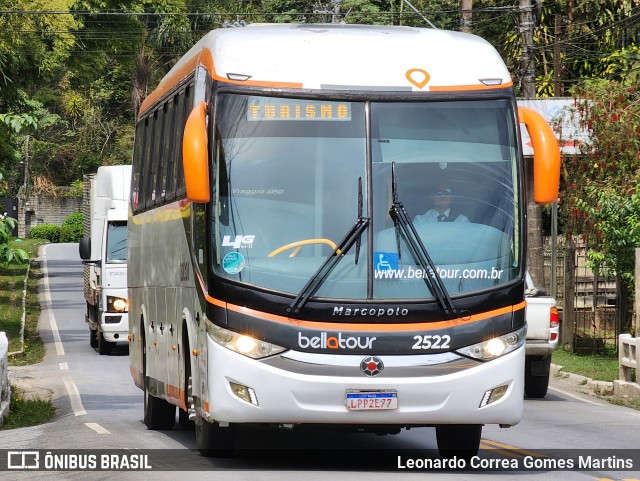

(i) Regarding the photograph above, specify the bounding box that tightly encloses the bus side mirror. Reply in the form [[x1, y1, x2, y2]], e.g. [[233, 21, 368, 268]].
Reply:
[[183, 101, 210, 203], [518, 106, 561, 205]]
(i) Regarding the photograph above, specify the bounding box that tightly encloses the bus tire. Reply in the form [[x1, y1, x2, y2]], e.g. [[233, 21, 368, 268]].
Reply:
[[436, 424, 482, 461], [195, 414, 236, 457], [143, 339, 175, 430], [179, 331, 195, 430]]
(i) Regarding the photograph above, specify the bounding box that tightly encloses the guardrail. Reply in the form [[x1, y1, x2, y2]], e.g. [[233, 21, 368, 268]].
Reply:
[[0, 332, 10, 424], [619, 334, 639, 382], [614, 334, 640, 398]]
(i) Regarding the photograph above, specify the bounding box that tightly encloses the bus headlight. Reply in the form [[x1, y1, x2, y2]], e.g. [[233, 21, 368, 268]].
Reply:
[[207, 323, 287, 359], [455, 326, 526, 361], [106, 296, 128, 313]]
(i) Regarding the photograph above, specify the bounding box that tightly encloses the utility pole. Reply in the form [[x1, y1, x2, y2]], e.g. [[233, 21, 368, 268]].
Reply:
[[23, 135, 30, 191], [520, 0, 545, 288], [554, 14, 563, 96], [460, 0, 472, 33], [520, 0, 535, 97], [550, 13, 563, 299], [332, 0, 342, 23]]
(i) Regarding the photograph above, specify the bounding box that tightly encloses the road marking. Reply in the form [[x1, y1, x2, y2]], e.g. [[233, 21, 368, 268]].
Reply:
[[85, 423, 110, 434], [42, 245, 65, 356], [481, 439, 544, 458], [549, 386, 606, 405], [59, 362, 68, 370], [63, 377, 87, 416]]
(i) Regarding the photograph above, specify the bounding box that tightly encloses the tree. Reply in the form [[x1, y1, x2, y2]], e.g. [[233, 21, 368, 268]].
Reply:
[[560, 80, 640, 332]]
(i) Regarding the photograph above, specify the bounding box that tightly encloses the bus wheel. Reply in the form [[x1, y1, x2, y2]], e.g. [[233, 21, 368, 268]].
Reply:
[[195, 413, 236, 457], [143, 347, 175, 430], [179, 339, 195, 430], [436, 424, 482, 461], [97, 327, 113, 355]]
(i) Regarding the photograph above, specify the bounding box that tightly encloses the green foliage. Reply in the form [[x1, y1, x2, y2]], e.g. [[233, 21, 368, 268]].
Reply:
[[64, 179, 84, 197], [60, 212, 84, 243], [0, 113, 38, 134], [0, 216, 29, 265], [28, 224, 61, 243], [560, 80, 640, 287]]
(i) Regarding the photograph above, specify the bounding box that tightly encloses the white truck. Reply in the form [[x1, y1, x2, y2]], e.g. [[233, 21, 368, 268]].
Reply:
[[79, 165, 132, 355], [525, 272, 561, 398]]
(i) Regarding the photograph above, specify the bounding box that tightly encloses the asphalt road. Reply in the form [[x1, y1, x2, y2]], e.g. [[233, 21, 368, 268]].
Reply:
[[2, 242, 640, 480]]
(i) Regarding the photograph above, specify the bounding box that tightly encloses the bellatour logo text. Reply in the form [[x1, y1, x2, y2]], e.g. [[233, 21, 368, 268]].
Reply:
[[298, 332, 377, 350]]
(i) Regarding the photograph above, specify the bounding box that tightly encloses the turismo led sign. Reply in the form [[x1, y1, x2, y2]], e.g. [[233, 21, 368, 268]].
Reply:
[[247, 97, 351, 121]]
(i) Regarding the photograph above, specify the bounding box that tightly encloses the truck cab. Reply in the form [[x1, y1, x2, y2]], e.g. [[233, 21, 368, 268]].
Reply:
[[79, 165, 131, 355]]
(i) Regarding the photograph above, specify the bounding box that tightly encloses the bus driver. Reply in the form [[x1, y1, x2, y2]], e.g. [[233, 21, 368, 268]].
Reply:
[[414, 182, 470, 224]]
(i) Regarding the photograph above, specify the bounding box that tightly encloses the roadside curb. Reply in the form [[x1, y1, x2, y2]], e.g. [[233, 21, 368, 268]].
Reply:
[[551, 362, 615, 396]]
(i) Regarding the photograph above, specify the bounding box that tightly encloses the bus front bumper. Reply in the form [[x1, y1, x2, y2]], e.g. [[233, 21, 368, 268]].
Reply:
[[204, 338, 524, 427]]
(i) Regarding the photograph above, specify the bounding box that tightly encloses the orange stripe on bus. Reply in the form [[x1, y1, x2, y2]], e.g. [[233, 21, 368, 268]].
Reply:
[[203, 287, 525, 332], [166, 384, 187, 411], [138, 46, 302, 118], [429, 81, 513, 92], [139, 49, 212, 117]]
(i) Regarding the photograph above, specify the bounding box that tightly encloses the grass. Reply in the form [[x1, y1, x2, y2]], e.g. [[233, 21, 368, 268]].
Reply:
[[1, 239, 47, 365], [0, 386, 55, 430], [552, 347, 619, 382], [0, 238, 55, 429]]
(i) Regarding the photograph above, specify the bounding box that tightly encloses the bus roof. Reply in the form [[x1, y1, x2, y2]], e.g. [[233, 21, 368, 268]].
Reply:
[[141, 24, 512, 115]]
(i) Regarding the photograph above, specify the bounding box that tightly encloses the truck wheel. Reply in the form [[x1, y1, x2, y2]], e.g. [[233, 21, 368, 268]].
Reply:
[[525, 356, 551, 398], [89, 327, 98, 348], [97, 328, 113, 355], [195, 413, 236, 457], [436, 424, 481, 461], [143, 347, 175, 430]]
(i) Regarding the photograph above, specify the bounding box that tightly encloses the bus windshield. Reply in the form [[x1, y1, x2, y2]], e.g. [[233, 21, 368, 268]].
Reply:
[[212, 93, 519, 301]]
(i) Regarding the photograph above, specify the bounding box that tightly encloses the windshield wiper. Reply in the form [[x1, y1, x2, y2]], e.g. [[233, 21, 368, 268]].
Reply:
[[288, 177, 369, 314], [388, 162, 458, 318]]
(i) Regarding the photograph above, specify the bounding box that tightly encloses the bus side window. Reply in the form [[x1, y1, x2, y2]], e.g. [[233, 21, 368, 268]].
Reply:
[[163, 98, 175, 202]]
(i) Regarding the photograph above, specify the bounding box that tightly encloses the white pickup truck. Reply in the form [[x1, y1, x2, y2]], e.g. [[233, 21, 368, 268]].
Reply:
[[524, 272, 560, 398]]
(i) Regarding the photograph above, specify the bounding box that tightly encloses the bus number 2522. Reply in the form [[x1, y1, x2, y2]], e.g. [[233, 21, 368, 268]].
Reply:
[[412, 334, 451, 350]]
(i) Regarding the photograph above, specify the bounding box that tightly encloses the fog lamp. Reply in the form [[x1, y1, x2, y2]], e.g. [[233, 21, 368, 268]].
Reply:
[[229, 381, 259, 406], [479, 384, 509, 408]]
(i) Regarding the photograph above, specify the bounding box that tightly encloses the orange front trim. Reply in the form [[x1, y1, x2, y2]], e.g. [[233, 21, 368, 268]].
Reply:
[[204, 284, 525, 332], [429, 81, 513, 92]]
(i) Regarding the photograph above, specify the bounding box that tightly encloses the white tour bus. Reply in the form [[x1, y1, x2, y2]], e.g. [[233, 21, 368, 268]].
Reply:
[[128, 23, 560, 458]]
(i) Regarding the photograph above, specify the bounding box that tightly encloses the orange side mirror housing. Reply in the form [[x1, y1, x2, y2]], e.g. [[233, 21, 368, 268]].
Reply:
[[183, 101, 210, 203], [518, 106, 561, 204]]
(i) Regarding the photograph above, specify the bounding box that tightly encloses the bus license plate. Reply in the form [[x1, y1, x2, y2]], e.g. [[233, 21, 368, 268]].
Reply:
[[346, 390, 398, 411]]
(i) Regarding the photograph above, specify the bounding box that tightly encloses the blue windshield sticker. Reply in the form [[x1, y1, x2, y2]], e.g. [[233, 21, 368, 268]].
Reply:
[[374, 252, 398, 272], [222, 252, 245, 274]]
